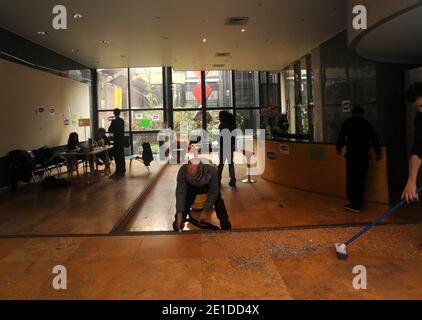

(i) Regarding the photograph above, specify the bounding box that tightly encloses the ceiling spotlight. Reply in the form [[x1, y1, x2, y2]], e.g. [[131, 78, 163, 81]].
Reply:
[[100, 40, 110, 45], [202, 38, 207, 43], [72, 13, 83, 19], [241, 28, 246, 32], [71, 49, 79, 53], [37, 31, 47, 35]]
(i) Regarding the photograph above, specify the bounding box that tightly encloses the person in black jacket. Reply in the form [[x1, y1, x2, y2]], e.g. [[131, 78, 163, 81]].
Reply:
[[401, 83, 422, 250], [108, 109, 126, 179], [336, 105, 382, 213], [218, 111, 237, 187], [67, 132, 80, 151]]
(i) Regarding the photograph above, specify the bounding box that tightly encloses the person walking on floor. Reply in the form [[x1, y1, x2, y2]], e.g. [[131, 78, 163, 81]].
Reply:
[[218, 111, 237, 187], [108, 108, 126, 179], [336, 105, 382, 213]]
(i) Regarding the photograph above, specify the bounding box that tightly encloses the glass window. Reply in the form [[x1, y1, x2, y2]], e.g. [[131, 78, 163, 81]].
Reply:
[[130, 68, 164, 109], [172, 71, 202, 109], [205, 71, 233, 109], [260, 71, 281, 108], [98, 111, 130, 132], [236, 109, 260, 132], [131, 110, 164, 131], [234, 71, 260, 109], [173, 110, 202, 133], [132, 132, 161, 155], [97, 69, 129, 110]]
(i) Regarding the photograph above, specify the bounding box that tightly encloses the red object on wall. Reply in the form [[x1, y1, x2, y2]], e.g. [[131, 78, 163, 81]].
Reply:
[[193, 83, 213, 105]]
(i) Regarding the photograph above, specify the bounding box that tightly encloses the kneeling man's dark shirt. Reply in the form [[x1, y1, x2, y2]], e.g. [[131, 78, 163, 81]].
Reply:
[[176, 164, 219, 213]]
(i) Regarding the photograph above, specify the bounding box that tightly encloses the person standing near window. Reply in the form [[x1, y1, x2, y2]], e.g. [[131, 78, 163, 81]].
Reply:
[[336, 105, 382, 213], [108, 109, 126, 179]]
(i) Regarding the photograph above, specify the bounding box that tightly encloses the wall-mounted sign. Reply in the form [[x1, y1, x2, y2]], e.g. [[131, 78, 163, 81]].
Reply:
[[279, 143, 290, 155], [267, 152, 278, 161], [342, 100, 351, 113], [71, 113, 78, 125], [140, 119, 153, 129]]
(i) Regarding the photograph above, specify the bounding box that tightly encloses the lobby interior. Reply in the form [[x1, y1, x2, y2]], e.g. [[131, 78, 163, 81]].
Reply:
[[0, 0, 421, 300]]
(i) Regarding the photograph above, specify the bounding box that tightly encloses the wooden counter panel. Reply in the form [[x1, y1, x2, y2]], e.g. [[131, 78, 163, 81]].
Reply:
[[262, 141, 389, 204]]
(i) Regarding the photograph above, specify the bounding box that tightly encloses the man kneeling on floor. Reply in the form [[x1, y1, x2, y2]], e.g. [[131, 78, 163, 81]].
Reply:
[[173, 159, 232, 232]]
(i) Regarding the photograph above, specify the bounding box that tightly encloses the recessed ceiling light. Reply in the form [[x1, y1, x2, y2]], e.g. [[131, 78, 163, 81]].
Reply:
[[37, 31, 47, 35], [241, 28, 246, 32], [100, 40, 110, 45], [202, 38, 207, 43], [71, 49, 79, 53], [72, 13, 83, 19]]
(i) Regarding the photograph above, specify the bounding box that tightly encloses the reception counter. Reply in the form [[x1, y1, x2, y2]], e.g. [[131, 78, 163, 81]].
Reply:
[[262, 139, 389, 204]]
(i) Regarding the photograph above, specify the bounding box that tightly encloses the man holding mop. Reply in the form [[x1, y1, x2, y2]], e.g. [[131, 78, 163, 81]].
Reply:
[[401, 82, 422, 249], [402, 82, 422, 202]]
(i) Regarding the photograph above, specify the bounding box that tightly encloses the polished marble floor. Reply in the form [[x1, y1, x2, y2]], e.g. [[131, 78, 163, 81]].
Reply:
[[0, 224, 421, 299], [122, 164, 422, 233], [0, 160, 166, 236]]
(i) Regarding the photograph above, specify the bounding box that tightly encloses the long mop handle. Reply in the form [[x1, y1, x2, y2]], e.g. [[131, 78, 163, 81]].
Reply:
[[344, 187, 422, 247]]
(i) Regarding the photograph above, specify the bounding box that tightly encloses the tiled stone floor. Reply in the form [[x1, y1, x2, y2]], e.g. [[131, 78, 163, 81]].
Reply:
[[0, 224, 421, 299]]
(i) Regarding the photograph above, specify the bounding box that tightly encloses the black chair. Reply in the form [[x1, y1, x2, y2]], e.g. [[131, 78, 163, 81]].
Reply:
[[9, 150, 47, 189], [129, 142, 154, 173]]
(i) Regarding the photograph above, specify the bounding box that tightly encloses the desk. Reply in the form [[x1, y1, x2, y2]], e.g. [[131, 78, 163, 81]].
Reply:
[[59, 146, 113, 183]]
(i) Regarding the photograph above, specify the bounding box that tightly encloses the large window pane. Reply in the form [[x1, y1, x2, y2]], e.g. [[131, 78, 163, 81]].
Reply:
[[98, 111, 130, 132], [205, 71, 233, 109], [234, 71, 260, 109], [130, 68, 164, 109], [131, 110, 164, 131], [173, 111, 202, 133], [207, 110, 226, 132], [173, 71, 202, 109], [133, 132, 161, 155], [98, 69, 129, 110], [236, 109, 260, 132]]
